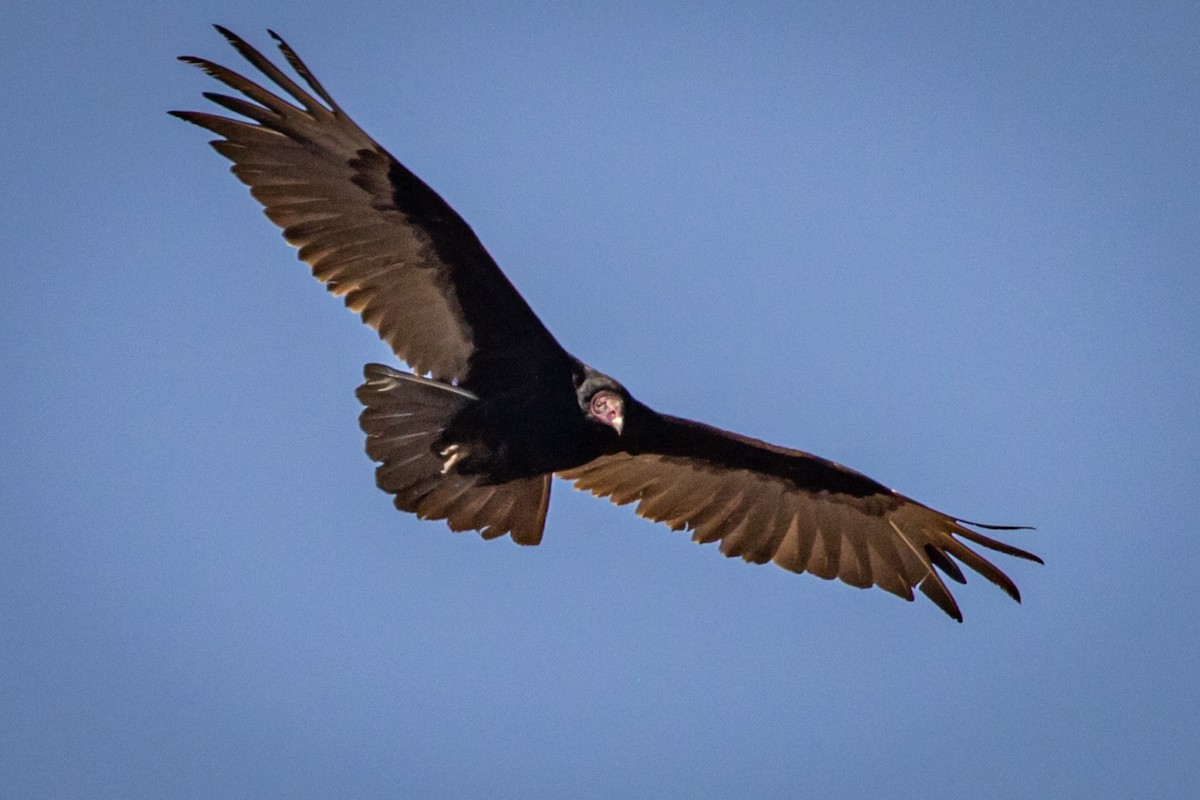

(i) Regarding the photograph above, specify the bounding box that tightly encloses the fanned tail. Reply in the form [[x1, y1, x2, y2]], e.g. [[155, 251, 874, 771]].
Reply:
[[356, 364, 550, 545]]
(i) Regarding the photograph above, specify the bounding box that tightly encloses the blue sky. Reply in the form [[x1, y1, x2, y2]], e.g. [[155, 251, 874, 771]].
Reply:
[[2, 2, 1197, 797]]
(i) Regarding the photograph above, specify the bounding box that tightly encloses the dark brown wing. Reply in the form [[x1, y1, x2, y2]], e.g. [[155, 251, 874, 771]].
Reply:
[[560, 415, 1040, 621], [171, 27, 569, 394]]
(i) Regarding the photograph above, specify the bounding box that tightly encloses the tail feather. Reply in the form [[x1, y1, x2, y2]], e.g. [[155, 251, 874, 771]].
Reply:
[[356, 364, 550, 545]]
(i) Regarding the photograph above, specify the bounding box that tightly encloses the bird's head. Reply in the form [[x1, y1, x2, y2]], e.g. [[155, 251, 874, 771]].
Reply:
[[576, 366, 628, 436]]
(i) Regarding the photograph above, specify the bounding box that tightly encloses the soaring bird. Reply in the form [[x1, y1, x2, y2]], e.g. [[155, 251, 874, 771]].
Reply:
[[173, 27, 1040, 621]]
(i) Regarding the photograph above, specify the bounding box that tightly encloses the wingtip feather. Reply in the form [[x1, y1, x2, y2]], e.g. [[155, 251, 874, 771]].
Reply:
[[212, 24, 241, 45], [918, 572, 964, 623], [952, 522, 1043, 564]]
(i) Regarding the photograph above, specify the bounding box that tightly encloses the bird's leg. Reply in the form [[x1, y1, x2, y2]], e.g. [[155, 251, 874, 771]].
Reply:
[[439, 443, 468, 474]]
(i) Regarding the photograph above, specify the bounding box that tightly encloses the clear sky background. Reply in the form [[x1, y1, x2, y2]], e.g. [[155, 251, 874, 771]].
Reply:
[[2, 2, 1197, 798]]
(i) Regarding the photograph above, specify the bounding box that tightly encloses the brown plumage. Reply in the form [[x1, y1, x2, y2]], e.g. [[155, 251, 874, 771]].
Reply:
[[174, 27, 1041, 621]]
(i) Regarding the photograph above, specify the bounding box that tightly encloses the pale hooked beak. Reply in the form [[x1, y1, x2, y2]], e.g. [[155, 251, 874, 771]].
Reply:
[[590, 390, 625, 435]]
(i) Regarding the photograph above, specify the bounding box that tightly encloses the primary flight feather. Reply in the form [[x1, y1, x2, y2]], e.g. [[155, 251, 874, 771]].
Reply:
[[173, 27, 1040, 621]]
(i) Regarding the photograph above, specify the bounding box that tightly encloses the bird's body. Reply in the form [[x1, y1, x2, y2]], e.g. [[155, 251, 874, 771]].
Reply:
[[174, 27, 1041, 621], [437, 365, 614, 482]]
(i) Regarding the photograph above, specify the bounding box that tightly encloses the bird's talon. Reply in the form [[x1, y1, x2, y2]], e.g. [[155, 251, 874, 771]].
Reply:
[[440, 444, 466, 474]]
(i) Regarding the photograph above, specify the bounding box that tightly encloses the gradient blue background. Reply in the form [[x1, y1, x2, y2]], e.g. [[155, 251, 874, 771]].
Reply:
[[3, 2, 1197, 797]]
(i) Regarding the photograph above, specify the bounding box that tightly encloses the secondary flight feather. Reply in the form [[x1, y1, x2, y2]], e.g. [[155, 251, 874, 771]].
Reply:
[[173, 27, 1041, 621]]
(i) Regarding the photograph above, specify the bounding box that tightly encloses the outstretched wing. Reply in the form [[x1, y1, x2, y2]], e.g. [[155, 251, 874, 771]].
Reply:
[[172, 27, 569, 393], [560, 415, 1040, 621]]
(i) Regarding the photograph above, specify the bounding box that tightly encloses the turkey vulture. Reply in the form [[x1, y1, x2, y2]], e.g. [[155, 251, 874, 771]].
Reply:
[[173, 27, 1040, 621]]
